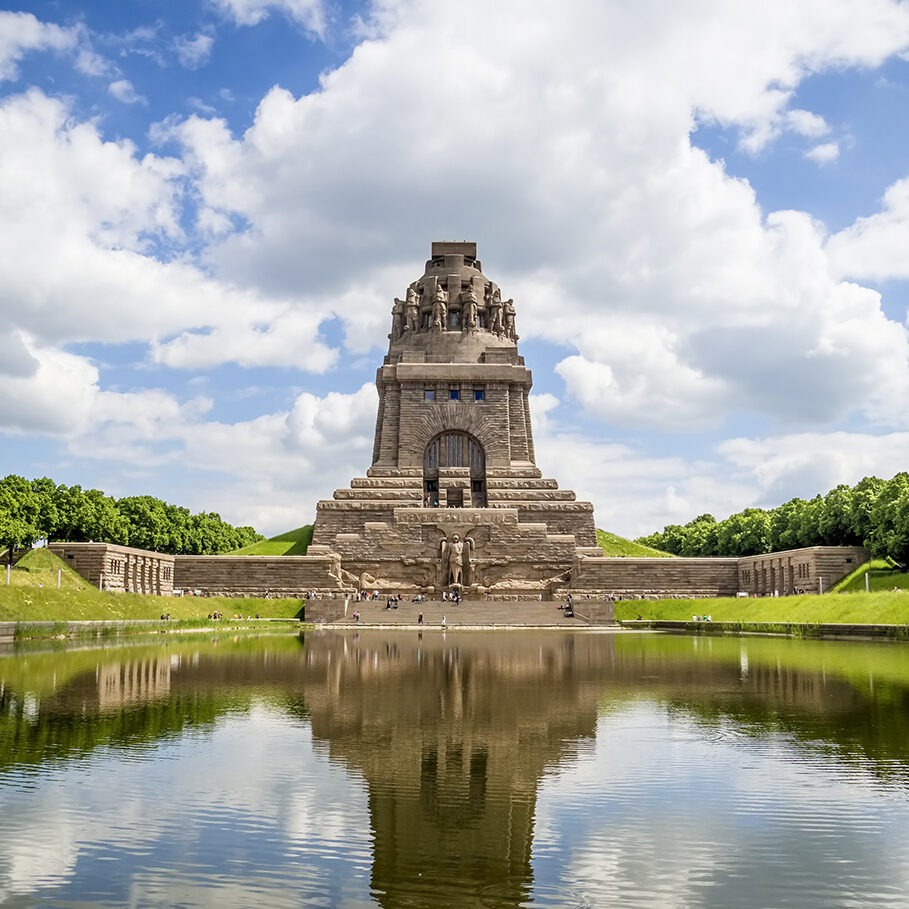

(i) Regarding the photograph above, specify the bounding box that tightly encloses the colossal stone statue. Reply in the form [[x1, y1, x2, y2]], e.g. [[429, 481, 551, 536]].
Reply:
[[487, 286, 504, 336], [404, 286, 420, 333], [503, 298, 517, 340], [431, 282, 448, 332], [391, 298, 405, 340], [442, 534, 468, 587], [462, 286, 479, 332]]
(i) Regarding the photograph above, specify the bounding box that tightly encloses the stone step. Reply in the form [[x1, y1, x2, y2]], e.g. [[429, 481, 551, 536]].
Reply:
[[311, 598, 588, 627], [485, 478, 560, 489], [486, 490, 577, 502], [350, 477, 423, 489], [333, 489, 423, 501]]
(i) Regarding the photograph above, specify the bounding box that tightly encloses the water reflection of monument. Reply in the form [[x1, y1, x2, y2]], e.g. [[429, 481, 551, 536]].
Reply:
[[299, 633, 614, 906]]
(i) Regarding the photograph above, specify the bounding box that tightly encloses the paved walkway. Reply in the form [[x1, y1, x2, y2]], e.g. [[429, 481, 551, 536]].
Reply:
[[325, 598, 589, 627]]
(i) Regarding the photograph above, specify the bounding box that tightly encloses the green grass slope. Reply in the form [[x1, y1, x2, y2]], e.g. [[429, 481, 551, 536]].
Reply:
[[0, 548, 307, 621], [833, 559, 909, 593], [616, 590, 909, 625], [231, 524, 313, 555], [596, 529, 673, 558]]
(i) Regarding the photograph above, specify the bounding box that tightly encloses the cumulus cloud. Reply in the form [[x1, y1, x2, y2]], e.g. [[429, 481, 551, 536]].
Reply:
[[6, 0, 909, 534], [164, 0, 909, 436], [175, 32, 214, 69], [826, 176, 909, 281], [108, 78, 145, 104], [805, 140, 840, 163], [213, 0, 325, 36], [0, 11, 77, 81]]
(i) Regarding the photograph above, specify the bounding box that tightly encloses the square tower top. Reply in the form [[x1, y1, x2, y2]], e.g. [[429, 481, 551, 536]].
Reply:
[[431, 241, 477, 259]]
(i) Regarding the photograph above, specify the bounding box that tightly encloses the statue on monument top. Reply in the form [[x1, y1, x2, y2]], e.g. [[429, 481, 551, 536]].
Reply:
[[461, 285, 479, 332], [431, 281, 448, 332], [486, 284, 504, 337], [404, 284, 420, 333], [390, 297, 405, 340], [503, 298, 518, 340]]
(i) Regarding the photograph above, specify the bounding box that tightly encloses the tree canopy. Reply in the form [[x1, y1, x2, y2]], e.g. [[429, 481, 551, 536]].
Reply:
[[637, 474, 909, 565], [0, 475, 264, 558]]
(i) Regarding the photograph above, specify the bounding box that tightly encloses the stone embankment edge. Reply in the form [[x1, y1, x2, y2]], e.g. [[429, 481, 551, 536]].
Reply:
[[620, 619, 909, 640], [0, 618, 304, 644]]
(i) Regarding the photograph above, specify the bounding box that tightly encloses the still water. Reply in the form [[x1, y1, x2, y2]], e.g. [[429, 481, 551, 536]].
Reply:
[[2, 630, 909, 908]]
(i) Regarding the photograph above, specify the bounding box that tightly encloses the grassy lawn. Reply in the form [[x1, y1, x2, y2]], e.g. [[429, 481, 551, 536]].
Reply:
[[832, 559, 909, 593], [596, 529, 673, 558], [1, 550, 308, 622], [615, 590, 909, 625], [231, 525, 313, 555]]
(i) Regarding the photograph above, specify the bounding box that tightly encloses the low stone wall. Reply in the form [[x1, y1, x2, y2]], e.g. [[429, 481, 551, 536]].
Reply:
[[571, 600, 615, 625], [573, 557, 741, 599], [173, 555, 350, 598]]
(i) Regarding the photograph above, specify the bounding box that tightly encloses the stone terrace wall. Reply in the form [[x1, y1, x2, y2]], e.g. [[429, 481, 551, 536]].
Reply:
[[572, 556, 741, 599], [173, 555, 350, 598]]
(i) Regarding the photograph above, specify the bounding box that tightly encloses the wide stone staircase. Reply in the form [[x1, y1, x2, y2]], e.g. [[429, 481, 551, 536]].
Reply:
[[304, 597, 594, 627]]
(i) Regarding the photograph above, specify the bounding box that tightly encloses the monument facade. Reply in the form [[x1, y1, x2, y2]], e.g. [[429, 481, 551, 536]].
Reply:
[[309, 241, 608, 599]]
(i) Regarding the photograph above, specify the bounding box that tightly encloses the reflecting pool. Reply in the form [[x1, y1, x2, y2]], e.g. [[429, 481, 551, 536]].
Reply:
[[2, 630, 909, 907]]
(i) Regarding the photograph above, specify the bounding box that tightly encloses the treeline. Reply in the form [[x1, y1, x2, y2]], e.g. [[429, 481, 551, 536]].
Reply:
[[0, 475, 264, 556], [636, 474, 909, 564]]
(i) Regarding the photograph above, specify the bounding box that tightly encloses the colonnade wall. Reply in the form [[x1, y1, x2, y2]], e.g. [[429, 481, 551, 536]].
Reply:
[[48, 542, 175, 596], [738, 546, 869, 596]]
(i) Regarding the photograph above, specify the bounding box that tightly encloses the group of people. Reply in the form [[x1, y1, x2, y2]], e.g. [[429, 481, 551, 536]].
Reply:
[[441, 589, 461, 604], [557, 593, 574, 617], [385, 595, 402, 609]]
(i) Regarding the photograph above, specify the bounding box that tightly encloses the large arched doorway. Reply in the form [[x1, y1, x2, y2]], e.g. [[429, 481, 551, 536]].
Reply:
[[423, 432, 487, 507]]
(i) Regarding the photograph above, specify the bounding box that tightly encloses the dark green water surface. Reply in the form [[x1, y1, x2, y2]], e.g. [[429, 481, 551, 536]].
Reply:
[[2, 630, 909, 908]]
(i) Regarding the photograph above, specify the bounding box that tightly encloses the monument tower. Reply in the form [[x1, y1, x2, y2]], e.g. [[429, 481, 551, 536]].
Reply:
[[310, 241, 608, 598]]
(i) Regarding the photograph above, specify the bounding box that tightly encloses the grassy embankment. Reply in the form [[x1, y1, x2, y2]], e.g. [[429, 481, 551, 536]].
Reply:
[[231, 525, 313, 555], [616, 590, 909, 626], [596, 529, 673, 558], [0, 549, 305, 624]]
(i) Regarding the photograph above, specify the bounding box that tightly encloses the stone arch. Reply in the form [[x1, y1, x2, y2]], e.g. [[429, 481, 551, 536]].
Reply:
[[423, 431, 487, 507]]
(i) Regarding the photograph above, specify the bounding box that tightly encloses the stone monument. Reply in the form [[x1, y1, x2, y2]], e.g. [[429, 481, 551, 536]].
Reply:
[[309, 242, 608, 599]]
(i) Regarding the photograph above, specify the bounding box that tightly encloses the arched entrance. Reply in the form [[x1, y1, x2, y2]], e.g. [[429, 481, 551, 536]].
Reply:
[[423, 432, 487, 507]]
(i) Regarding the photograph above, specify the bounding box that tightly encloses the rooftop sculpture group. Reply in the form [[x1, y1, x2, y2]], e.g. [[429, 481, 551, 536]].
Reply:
[[392, 278, 517, 341]]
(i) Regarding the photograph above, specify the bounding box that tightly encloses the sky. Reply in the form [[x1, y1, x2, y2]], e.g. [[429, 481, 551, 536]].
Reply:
[[2, 0, 909, 539]]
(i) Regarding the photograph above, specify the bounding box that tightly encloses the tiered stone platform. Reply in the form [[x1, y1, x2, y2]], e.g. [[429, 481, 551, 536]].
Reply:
[[303, 598, 602, 627]]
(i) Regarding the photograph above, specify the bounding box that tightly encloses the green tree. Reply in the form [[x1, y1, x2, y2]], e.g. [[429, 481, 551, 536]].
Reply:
[[716, 508, 771, 556], [868, 473, 909, 565], [0, 475, 42, 562]]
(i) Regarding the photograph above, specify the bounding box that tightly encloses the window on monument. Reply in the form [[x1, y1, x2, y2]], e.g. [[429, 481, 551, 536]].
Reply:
[[425, 389, 435, 401], [448, 310, 460, 329], [422, 311, 431, 329], [474, 389, 485, 402], [449, 389, 459, 401]]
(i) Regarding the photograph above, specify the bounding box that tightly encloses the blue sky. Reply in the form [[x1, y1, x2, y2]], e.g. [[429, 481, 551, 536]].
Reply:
[[3, 0, 909, 538]]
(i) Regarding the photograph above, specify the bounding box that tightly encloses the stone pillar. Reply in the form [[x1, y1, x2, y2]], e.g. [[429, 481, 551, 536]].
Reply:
[[378, 385, 401, 465], [508, 386, 529, 462], [523, 389, 535, 463], [372, 383, 386, 464]]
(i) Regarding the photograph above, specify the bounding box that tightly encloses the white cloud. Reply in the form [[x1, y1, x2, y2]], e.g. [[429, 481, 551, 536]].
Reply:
[[786, 108, 831, 138], [6, 1, 909, 535], [805, 140, 840, 163], [827, 176, 909, 281], [175, 32, 214, 69], [0, 11, 77, 81], [167, 0, 909, 434], [213, 0, 326, 36], [108, 78, 145, 104]]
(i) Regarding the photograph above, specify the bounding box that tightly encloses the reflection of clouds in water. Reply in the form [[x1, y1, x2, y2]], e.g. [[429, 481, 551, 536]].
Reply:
[[533, 704, 909, 907], [0, 801, 79, 899], [0, 700, 371, 904]]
